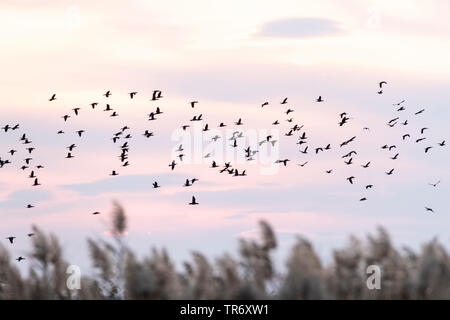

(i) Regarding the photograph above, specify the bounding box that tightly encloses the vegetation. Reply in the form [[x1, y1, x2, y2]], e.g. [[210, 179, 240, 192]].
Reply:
[[1, 202, 449, 299]]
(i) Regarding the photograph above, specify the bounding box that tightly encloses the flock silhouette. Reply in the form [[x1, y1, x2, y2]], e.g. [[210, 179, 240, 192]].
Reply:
[[1, 83, 446, 263]]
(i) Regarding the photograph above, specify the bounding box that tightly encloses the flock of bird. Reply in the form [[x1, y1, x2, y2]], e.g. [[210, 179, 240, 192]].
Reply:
[[2, 81, 446, 262]]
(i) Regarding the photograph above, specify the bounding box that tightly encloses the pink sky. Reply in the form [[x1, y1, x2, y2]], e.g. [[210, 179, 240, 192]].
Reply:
[[1, 1, 449, 274]]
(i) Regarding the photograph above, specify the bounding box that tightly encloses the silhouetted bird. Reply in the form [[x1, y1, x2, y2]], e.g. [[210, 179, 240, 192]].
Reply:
[[189, 196, 199, 205], [49, 94, 56, 101], [6, 237, 16, 244], [129, 92, 137, 99]]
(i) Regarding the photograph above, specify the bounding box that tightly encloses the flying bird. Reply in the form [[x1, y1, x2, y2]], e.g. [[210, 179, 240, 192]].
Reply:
[[49, 94, 56, 101], [6, 237, 16, 244], [189, 196, 199, 205], [129, 92, 137, 99]]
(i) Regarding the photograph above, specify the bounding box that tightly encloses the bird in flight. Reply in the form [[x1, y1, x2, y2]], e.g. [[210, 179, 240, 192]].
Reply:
[[276, 159, 290, 166], [425, 207, 434, 213], [190, 101, 198, 108], [103, 90, 111, 98], [316, 96, 324, 102], [415, 109, 425, 115], [385, 169, 395, 175], [49, 93, 56, 101], [429, 181, 440, 187], [16, 257, 26, 262], [425, 146, 433, 153], [261, 102, 269, 108], [168, 160, 177, 170], [92, 212, 101, 215], [347, 176, 355, 184], [152, 181, 160, 188], [281, 97, 288, 104], [189, 196, 199, 205], [6, 237, 16, 244], [129, 92, 137, 99], [438, 140, 445, 146], [151, 90, 163, 101]]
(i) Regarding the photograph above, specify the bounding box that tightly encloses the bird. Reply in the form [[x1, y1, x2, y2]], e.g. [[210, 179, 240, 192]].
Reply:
[[103, 90, 111, 98], [438, 140, 445, 146], [366, 185, 373, 189], [189, 196, 199, 205], [235, 118, 243, 125], [76, 130, 85, 137], [420, 128, 428, 134], [415, 109, 425, 115], [110, 170, 118, 176], [92, 212, 101, 215], [129, 92, 137, 99], [391, 153, 399, 160], [168, 160, 176, 170], [190, 101, 198, 108], [402, 134, 410, 140], [49, 94, 56, 101], [347, 176, 355, 184], [344, 158, 353, 165], [385, 169, 395, 175], [143, 130, 153, 138], [429, 181, 440, 187], [272, 120, 279, 125], [6, 237, 16, 244], [16, 257, 26, 262], [90, 102, 98, 109], [298, 161, 308, 167], [326, 170, 333, 174], [73, 108, 81, 116], [360, 197, 367, 201], [183, 179, 192, 187], [276, 159, 290, 166], [151, 90, 162, 101], [62, 115, 70, 122], [261, 102, 269, 108], [27, 233, 35, 237], [393, 100, 405, 106], [425, 146, 433, 153], [316, 96, 324, 102], [27, 204, 34, 209], [379, 81, 387, 88], [152, 181, 160, 188], [425, 207, 434, 213], [281, 97, 288, 104], [416, 138, 426, 143], [66, 152, 74, 159], [285, 109, 294, 115]]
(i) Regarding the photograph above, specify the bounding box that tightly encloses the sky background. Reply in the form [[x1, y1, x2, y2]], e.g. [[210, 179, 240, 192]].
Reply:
[[1, 0, 449, 275]]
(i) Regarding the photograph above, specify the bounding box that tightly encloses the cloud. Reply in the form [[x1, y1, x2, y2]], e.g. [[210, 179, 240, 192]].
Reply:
[[258, 17, 344, 38]]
